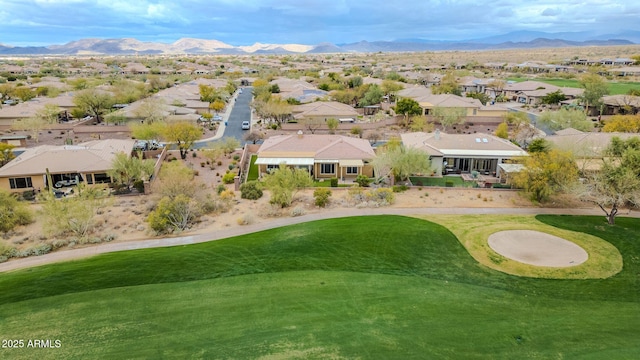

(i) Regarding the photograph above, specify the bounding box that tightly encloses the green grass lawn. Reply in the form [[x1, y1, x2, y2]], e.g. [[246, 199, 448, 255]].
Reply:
[[246, 154, 259, 181], [410, 175, 478, 187], [0, 215, 638, 359], [507, 77, 640, 95]]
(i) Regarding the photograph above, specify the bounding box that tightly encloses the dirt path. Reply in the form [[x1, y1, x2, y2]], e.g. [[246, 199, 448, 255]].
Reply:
[[1, 206, 630, 273]]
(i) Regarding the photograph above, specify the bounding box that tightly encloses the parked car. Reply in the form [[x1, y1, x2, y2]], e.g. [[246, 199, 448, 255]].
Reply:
[[53, 188, 74, 198], [241, 121, 251, 130], [213, 115, 223, 121], [54, 179, 78, 188]]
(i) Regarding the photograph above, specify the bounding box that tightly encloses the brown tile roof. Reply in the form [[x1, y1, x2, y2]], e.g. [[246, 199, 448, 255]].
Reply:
[[402, 131, 528, 157], [0, 139, 135, 177], [258, 134, 375, 160]]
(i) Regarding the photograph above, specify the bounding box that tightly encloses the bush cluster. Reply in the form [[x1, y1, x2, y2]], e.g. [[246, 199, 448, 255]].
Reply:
[[313, 188, 332, 207], [240, 181, 263, 200], [346, 187, 395, 207]]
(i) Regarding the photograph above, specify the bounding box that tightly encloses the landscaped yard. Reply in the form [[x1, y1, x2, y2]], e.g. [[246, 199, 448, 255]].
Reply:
[[410, 175, 478, 187], [0, 215, 638, 359]]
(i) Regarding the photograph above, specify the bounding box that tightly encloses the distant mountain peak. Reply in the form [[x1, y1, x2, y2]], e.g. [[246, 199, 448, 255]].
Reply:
[[0, 31, 636, 55]]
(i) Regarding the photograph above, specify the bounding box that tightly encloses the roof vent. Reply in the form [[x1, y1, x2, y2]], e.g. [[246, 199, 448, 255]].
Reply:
[[297, 130, 303, 138], [475, 138, 481, 143], [434, 129, 440, 140], [482, 138, 488, 143]]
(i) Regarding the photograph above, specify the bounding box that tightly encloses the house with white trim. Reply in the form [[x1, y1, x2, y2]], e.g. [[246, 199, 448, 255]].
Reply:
[[255, 133, 375, 180], [401, 131, 528, 176]]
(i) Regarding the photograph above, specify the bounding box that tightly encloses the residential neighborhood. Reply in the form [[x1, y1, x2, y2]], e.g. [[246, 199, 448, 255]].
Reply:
[[1, 42, 640, 359]]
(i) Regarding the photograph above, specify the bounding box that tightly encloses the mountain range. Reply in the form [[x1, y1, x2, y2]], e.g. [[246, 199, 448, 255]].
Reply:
[[0, 31, 637, 55]]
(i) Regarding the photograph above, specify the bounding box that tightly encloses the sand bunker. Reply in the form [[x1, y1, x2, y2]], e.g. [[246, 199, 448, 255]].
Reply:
[[488, 230, 588, 267]]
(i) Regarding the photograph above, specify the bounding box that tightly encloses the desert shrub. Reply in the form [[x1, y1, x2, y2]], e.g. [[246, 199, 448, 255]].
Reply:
[[330, 177, 338, 187], [237, 213, 255, 225], [233, 154, 241, 161], [0, 242, 18, 259], [392, 185, 409, 192], [222, 171, 236, 184], [355, 174, 371, 187], [147, 194, 200, 234], [366, 188, 395, 205], [228, 164, 235, 170], [313, 188, 332, 207], [290, 206, 306, 217], [216, 184, 226, 194], [347, 187, 366, 204], [240, 181, 263, 200], [0, 190, 34, 233], [133, 179, 145, 193]]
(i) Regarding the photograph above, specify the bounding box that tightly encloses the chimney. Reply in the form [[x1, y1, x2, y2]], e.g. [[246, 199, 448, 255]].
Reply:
[[434, 129, 440, 140]]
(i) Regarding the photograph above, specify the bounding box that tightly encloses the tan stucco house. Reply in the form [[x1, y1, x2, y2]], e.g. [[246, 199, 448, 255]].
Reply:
[[0, 139, 135, 193], [401, 131, 528, 176], [255, 134, 376, 180]]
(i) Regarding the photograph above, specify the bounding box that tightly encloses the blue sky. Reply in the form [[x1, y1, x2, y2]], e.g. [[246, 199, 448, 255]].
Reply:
[[1, 0, 638, 46]]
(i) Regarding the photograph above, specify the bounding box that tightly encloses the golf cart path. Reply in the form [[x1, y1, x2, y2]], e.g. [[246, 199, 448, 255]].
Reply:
[[0, 207, 635, 273]]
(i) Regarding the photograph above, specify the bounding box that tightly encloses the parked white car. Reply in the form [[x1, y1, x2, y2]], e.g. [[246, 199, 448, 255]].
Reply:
[[54, 179, 78, 188], [241, 121, 251, 130]]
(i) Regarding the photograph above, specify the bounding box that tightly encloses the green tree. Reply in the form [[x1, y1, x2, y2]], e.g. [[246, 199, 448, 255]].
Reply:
[[527, 138, 551, 153], [538, 108, 593, 132], [360, 84, 383, 106], [350, 126, 363, 138], [494, 122, 509, 139], [394, 98, 422, 126], [409, 115, 434, 132], [381, 80, 404, 102], [348, 76, 363, 88], [107, 152, 155, 192], [209, 99, 225, 114], [161, 121, 202, 159], [432, 106, 466, 131], [133, 97, 167, 124], [373, 145, 432, 182], [578, 73, 609, 114], [602, 114, 640, 133], [432, 72, 461, 95], [513, 150, 578, 203], [575, 136, 640, 225], [466, 92, 491, 105], [0, 189, 33, 233], [14, 86, 35, 101], [263, 164, 313, 208], [326, 118, 339, 134], [0, 143, 16, 166], [130, 122, 166, 140], [73, 88, 115, 123], [540, 90, 567, 105]]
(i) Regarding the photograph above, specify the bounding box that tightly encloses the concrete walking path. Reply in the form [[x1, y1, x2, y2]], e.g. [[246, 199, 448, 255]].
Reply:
[[1, 206, 633, 273]]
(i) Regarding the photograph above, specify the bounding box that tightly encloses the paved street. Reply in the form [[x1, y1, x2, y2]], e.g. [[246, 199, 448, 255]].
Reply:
[[194, 87, 253, 148]]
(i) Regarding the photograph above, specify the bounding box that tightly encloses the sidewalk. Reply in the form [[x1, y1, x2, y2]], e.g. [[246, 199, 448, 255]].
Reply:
[[0, 206, 632, 273]]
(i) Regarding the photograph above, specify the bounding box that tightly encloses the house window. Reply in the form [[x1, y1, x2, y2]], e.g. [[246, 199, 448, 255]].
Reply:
[[93, 173, 111, 184], [345, 166, 358, 174], [86, 174, 93, 184], [266, 164, 279, 173], [320, 163, 335, 174], [9, 177, 32, 189]]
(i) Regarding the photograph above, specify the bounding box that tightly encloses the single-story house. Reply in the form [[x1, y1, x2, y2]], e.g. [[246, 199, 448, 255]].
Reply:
[[255, 133, 375, 180], [291, 101, 359, 122], [0, 139, 135, 193], [597, 95, 640, 115], [401, 131, 528, 176]]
